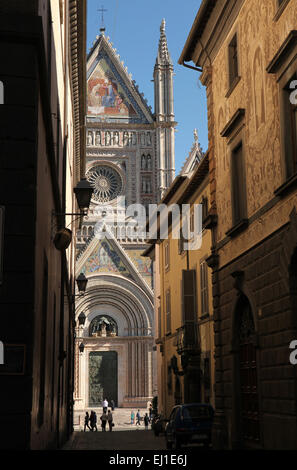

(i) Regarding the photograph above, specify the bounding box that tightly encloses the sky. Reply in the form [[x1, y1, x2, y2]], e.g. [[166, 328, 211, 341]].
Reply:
[[87, 0, 207, 173]]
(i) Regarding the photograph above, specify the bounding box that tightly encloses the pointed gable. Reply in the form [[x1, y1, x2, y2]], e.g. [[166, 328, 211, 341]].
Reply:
[[76, 232, 153, 298], [87, 34, 153, 124], [80, 238, 132, 278]]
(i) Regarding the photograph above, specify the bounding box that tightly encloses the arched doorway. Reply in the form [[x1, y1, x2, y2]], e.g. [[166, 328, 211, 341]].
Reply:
[[236, 295, 260, 447]]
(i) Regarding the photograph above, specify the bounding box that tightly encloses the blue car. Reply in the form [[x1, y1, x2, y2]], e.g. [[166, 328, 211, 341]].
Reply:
[[165, 403, 214, 449]]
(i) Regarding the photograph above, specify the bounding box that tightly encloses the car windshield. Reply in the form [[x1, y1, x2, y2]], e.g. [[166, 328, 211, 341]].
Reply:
[[182, 406, 212, 419]]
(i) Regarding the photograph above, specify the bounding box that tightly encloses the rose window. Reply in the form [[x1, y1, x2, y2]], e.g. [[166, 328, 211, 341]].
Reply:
[[86, 165, 123, 203]]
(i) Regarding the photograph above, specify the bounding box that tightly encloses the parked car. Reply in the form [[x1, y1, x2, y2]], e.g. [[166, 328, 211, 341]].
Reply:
[[151, 414, 168, 436], [165, 403, 214, 449]]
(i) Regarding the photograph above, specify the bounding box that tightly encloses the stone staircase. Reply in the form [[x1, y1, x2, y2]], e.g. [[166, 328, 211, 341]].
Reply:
[[74, 407, 150, 431]]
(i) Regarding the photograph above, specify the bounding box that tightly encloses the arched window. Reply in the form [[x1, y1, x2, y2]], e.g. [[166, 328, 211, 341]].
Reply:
[[89, 315, 118, 337]]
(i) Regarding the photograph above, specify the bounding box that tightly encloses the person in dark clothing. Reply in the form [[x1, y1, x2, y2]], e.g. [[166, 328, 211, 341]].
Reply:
[[149, 404, 153, 422], [84, 412, 91, 432], [93, 411, 98, 431], [110, 399, 115, 411], [100, 410, 108, 431], [89, 411, 98, 432], [89, 411, 95, 431], [107, 409, 113, 431], [144, 413, 150, 430], [136, 409, 141, 425]]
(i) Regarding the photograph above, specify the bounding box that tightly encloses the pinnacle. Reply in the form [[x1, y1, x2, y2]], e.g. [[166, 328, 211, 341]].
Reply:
[[156, 18, 172, 65]]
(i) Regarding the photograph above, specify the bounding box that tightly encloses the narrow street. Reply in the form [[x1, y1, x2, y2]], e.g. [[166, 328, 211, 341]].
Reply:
[[64, 408, 166, 450], [63, 429, 166, 451]]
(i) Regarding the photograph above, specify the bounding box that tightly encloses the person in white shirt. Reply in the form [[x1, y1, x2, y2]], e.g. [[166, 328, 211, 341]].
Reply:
[[102, 398, 108, 413]]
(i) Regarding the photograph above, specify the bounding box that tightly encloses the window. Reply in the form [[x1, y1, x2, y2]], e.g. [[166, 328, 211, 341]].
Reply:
[[267, 31, 297, 192], [231, 142, 246, 225], [158, 306, 161, 338], [178, 218, 188, 254], [164, 243, 170, 269], [282, 75, 297, 178], [165, 289, 171, 334], [200, 260, 209, 317], [182, 270, 197, 323], [200, 196, 208, 222], [228, 34, 239, 87]]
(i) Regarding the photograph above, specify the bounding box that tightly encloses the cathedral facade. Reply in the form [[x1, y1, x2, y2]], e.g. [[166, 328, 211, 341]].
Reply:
[[74, 20, 175, 409]]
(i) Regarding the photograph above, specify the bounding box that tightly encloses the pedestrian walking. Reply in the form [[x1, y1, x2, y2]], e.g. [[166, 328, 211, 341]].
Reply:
[[149, 404, 153, 422], [131, 410, 135, 425], [94, 411, 98, 431], [107, 409, 113, 432], [84, 411, 91, 432], [90, 410, 97, 432], [144, 413, 150, 430], [102, 398, 108, 413], [136, 409, 141, 425], [110, 399, 115, 411], [100, 410, 108, 431]]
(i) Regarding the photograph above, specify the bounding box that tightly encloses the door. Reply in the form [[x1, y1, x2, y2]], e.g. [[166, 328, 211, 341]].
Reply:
[[238, 300, 260, 446], [89, 351, 118, 407]]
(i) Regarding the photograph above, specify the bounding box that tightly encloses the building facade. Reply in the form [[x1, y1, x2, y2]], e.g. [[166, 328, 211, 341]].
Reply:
[[0, 0, 86, 449], [147, 135, 215, 419], [180, 0, 297, 449], [74, 21, 175, 410]]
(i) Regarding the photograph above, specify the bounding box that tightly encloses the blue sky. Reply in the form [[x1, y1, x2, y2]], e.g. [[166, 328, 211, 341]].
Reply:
[[87, 0, 207, 173]]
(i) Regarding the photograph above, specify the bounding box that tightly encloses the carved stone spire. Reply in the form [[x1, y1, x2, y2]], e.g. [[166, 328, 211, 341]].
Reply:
[[154, 19, 175, 199], [156, 18, 172, 65]]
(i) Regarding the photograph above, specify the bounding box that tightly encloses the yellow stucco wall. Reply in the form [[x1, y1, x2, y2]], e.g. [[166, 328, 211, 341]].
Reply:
[[158, 175, 215, 417]]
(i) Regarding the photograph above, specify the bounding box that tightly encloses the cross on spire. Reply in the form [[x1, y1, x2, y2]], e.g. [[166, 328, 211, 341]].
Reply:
[[97, 5, 107, 31]]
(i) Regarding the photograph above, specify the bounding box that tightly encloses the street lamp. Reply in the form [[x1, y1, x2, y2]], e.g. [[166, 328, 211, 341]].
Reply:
[[74, 178, 93, 212], [79, 342, 85, 353], [76, 273, 88, 294], [78, 311, 86, 326], [52, 178, 93, 251]]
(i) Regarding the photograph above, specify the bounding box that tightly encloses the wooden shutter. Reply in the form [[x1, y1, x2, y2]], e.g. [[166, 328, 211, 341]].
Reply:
[[182, 270, 197, 323], [200, 261, 209, 316], [166, 289, 171, 333]]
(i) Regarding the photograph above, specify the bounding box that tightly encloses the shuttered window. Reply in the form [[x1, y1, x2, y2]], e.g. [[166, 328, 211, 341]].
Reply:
[[182, 270, 197, 323], [165, 289, 171, 334], [164, 243, 170, 269], [200, 260, 209, 316], [231, 142, 246, 224], [158, 306, 161, 338]]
